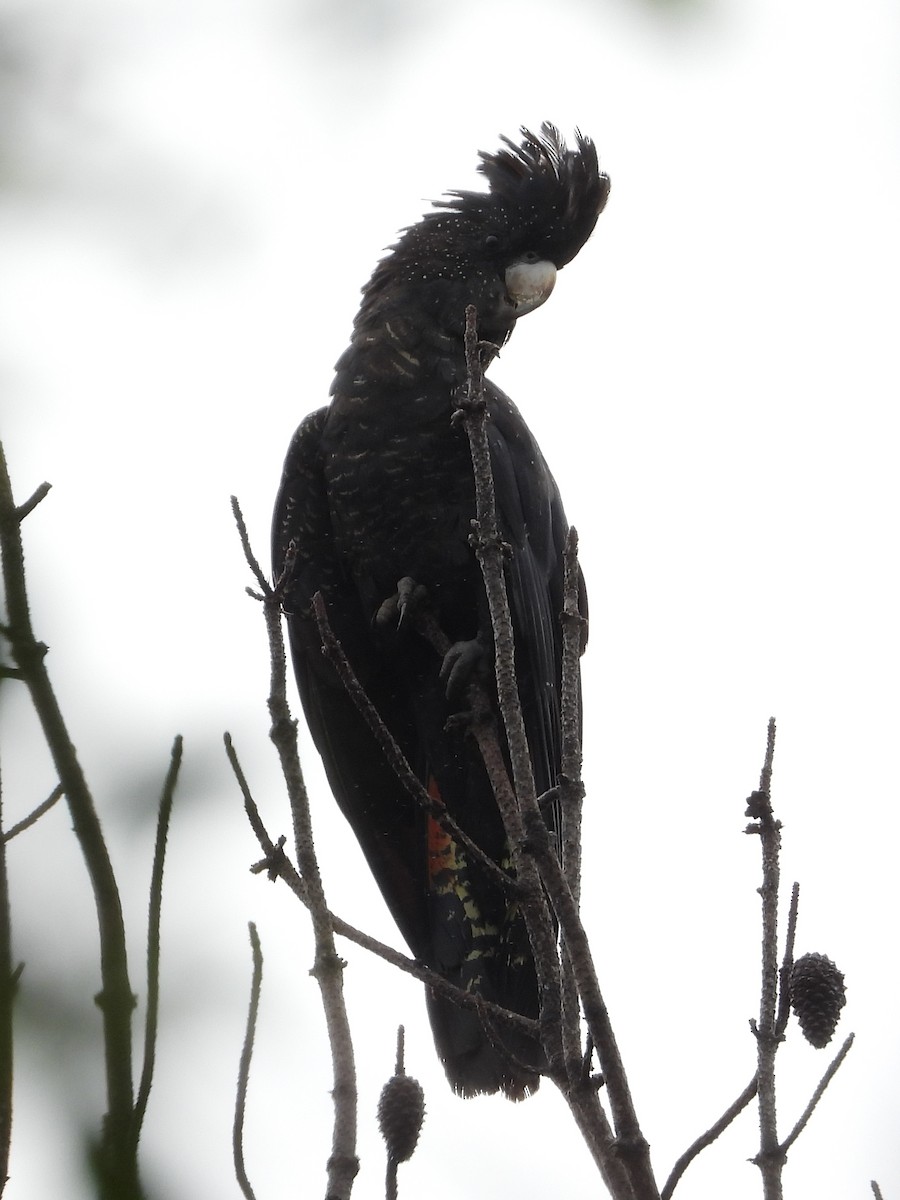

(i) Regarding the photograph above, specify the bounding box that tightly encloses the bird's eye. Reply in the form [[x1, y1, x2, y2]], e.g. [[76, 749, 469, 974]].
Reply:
[[521, 249, 540, 263], [483, 234, 500, 251]]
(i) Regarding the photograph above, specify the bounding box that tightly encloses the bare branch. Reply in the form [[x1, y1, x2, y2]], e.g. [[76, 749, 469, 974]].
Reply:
[[779, 1033, 854, 1155], [0, 441, 139, 1195], [224, 733, 308, 899], [0, 754, 14, 1191], [745, 720, 783, 1200], [230, 495, 271, 596], [132, 736, 183, 1147], [234, 922, 262, 1200], [232, 497, 361, 1198], [3, 783, 64, 841], [871, 1182, 885, 1200], [660, 1075, 758, 1200]]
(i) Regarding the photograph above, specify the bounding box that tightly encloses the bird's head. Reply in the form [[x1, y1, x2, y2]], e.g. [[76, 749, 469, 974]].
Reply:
[[352, 124, 610, 371]]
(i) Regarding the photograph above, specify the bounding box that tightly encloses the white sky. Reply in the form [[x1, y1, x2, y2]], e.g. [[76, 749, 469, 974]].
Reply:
[[1, 0, 898, 1196]]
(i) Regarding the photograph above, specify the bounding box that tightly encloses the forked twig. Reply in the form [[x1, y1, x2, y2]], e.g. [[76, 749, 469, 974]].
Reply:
[[231, 495, 360, 1200], [745, 721, 854, 1198], [0, 441, 139, 1195]]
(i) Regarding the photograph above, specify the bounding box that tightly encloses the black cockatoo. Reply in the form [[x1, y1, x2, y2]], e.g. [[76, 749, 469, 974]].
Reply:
[[273, 124, 609, 1099]]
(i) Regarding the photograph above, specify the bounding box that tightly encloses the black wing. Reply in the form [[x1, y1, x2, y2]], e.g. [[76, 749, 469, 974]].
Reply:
[[273, 409, 430, 955]]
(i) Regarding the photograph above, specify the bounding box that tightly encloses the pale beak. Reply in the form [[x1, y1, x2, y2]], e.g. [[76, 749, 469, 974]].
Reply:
[[504, 258, 557, 315]]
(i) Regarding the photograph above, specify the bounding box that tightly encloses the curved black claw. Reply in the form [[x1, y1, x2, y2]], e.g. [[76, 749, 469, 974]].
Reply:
[[375, 576, 429, 629], [439, 636, 486, 700]]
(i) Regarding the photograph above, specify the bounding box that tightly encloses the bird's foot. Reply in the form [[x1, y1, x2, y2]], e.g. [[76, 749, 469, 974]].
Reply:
[[439, 635, 487, 700], [374, 576, 429, 630]]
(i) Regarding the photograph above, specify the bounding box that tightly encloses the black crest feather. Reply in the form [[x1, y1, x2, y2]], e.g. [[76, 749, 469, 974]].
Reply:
[[443, 122, 610, 267]]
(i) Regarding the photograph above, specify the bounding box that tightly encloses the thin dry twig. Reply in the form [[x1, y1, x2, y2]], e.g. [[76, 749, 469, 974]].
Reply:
[[871, 1182, 884, 1200], [775, 883, 800, 1038], [234, 922, 263, 1200], [131, 735, 183, 1148], [779, 1033, 854, 1154], [3, 783, 64, 842], [13, 481, 51, 523], [660, 1075, 758, 1200]]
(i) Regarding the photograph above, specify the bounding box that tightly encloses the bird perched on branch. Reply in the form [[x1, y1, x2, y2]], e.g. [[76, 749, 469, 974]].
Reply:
[[273, 124, 608, 1099]]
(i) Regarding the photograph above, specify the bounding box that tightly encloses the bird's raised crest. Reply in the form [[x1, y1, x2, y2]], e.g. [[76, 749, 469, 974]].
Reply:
[[440, 122, 610, 268]]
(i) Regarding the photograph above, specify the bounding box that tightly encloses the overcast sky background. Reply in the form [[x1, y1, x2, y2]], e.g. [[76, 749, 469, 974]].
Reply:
[[1, 0, 898, 1196]]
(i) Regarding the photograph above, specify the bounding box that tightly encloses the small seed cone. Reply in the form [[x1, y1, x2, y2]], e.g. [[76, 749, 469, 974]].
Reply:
[[378, 1073, 425, 1163], [790, 952, 846, 1048]]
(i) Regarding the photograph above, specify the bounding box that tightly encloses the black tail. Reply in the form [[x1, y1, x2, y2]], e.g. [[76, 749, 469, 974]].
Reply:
[[422, 797, 544, 1099]]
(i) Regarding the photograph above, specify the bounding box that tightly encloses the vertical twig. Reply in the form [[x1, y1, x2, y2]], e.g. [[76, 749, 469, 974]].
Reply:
[[457, 312, 657, 1200], [234, 922, 263, 1200], [457, 306, 564, 1078], [775, 883, 799, 1038], [0, 442, 140, 1197], [231, 496, 359, 1200], [385, 1150, 398, 1200], [559, 526, 586, 905], [131, 735, 183, 1147], [747, 718, 784, 1200], [0, 755, 14, 1194], [558, 527, 586, 1086]]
